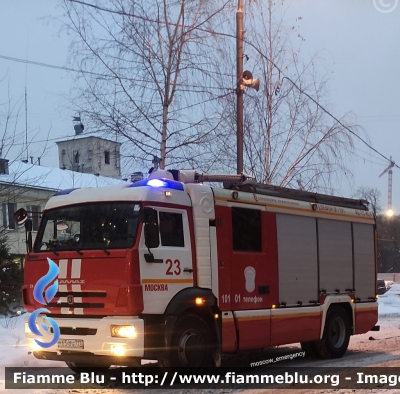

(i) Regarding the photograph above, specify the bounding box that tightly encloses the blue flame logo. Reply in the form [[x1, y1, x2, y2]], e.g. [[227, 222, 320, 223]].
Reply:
[[28, 258, 60, 348]]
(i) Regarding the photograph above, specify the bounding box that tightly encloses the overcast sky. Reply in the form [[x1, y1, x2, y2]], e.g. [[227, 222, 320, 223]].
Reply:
[[1, 0, 400, 212]]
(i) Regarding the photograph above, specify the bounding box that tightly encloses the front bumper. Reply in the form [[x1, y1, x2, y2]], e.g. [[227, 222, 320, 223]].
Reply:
[[26, 315, 145, 359]]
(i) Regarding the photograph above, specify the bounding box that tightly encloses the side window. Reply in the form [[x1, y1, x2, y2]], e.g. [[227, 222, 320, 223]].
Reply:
[[232, 207, 262, 252], [159, 212, 184, 247]]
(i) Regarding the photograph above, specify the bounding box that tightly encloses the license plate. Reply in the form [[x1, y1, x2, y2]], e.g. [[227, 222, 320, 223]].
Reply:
[[58, 339, 84, 349]]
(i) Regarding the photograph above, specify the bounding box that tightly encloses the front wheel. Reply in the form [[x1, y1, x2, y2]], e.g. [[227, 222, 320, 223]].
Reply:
[[165, 314, 213, 367]]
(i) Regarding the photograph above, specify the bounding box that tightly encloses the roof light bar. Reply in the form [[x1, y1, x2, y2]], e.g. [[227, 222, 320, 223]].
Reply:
[[129, 178, 184, 191], [147, 179, 167, 188]]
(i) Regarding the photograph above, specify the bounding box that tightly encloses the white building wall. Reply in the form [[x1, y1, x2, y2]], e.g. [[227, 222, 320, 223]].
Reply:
[[56, 136, 121, 179]]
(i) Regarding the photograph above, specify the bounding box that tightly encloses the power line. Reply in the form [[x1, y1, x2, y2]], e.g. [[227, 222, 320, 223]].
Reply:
[[10, 130, 102, 147], [280, 77, 399, 170], [0, 54, 107, 77], [61, 1, 399, 169], [0, 20, 398, 170], [196, 27, 400, 170], [2, 50, 396, 171]]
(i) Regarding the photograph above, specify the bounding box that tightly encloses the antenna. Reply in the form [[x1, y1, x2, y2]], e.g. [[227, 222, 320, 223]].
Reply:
[[23, 86, 29, 163], [24, 35, 29, 164], [379, 156, 395, 216]]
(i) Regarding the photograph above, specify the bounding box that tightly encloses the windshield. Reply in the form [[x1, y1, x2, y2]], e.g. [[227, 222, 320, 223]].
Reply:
[[34, 202, 141, 252]]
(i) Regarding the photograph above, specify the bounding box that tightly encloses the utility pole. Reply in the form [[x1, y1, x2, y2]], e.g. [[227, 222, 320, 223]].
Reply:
[[236, 0, 244, 174]]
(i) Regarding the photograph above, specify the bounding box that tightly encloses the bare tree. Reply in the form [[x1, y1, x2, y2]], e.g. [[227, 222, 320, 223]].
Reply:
[[0, 76, 52, 245], [376, 214, 400, 273], [60, 0, 366, 191], [355, 186, 381, 217], [60, 0, 231, 171], [0, 77, 25, 161], [207, 0, 364, 193], [0, 75, 51, 167]]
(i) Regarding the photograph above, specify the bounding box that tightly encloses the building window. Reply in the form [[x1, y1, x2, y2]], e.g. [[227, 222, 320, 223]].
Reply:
[[0, 159, 9, 175], [73, 150, 79, 164], [232, 207, 262, 252], [2, 202, 16, 230], [159, 212, 184, 247], [27, 205, 41, 231], [104, 150, 110, 165]]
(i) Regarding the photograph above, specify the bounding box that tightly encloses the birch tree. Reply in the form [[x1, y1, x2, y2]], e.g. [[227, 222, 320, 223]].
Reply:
[[61, 0, 230, 170], [61, 0, 364, 193], [208, 0, 363, 193]]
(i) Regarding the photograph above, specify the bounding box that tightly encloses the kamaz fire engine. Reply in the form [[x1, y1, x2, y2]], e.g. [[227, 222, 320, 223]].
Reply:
[[19, 169, 378, 369]]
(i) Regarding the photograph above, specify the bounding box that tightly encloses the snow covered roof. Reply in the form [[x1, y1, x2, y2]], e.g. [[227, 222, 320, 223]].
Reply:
[[55, 134, 121, 145], [0, 160, 125, 192]]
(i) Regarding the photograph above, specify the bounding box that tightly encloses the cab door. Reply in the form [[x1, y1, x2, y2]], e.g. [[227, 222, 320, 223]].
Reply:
[[139, 207, 194, 314]]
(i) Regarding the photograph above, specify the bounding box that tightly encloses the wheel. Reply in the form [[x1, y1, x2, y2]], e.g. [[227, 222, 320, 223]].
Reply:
[[166, 314, 213, 367], [300, 341, 319, 358], [318, 306, 351, 358], [65, 361, 109, 374]]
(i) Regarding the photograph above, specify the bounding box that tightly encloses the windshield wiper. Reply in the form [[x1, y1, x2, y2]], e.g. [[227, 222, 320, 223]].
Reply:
[[100, 245, 110, 255], [43, 242, 59, 256], [57, 240, 83, 256], [68, 244, 83, 256]]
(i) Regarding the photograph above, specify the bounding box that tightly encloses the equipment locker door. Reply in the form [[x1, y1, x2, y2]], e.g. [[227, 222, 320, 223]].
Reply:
[[215, 204, 278, 350]]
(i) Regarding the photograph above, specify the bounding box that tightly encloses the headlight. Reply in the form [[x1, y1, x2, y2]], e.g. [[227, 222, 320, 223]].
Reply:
[[28, 339, 42, 351], [110, 325, 137, 338]]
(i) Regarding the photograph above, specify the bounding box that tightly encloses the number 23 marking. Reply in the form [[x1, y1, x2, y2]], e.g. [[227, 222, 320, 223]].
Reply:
[[165, 259, 181, 275]]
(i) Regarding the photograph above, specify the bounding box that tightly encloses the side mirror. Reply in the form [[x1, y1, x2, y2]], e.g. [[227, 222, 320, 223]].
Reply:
[[140, 207, 159, 251], [26, 230, 32, 253], [14, 209, 33, 253], [14, 208, 28, 225], [25, 218, 33, 232], [139, 207, 158, 223], [144, 223, 159, 249]]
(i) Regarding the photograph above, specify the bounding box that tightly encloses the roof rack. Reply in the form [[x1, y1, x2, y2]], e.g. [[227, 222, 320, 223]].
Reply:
[[167, 169, 255, 184], [229, 182, 369, 211], [165, 169, 368, 211]]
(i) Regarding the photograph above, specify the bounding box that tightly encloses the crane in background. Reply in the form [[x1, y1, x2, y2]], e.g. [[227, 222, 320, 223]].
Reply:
[[379, 156, 395, 217]]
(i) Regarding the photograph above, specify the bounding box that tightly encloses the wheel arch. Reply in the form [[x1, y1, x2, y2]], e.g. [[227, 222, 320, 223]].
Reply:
[[320, 296, 355, 339], [163, 287, 221, 356]]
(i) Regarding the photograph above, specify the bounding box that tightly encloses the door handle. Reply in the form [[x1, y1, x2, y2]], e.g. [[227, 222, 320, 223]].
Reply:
[[183, 267, 193, 273], [258, 285, 270, 294], [144, 254, 163, 263]]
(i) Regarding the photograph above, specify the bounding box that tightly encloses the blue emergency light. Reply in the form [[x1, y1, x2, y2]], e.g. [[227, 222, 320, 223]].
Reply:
[[129, 178, 184, 191]]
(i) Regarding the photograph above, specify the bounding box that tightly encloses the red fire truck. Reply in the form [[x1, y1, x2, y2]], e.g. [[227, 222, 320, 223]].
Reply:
[[19, 169, 378, 369]]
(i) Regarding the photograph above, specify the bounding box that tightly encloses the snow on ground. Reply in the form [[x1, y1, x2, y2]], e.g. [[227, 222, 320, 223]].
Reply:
[[1, 289, 400, 394]]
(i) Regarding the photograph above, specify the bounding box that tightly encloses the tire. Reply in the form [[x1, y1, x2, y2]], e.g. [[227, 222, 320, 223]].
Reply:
[[166, 314, 213, 367], [65, 361, 109, 374], [318, 306, 351, 358], [300, 341, 319, 358]]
